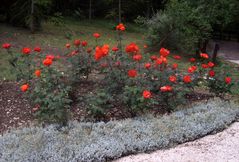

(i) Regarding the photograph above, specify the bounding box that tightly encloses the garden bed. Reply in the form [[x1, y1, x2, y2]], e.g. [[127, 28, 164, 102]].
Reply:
[[0, 98, 238, 162], [0, 80, 214, 134]]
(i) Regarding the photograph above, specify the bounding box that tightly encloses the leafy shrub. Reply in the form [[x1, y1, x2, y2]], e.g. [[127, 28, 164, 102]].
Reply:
[[1, 22, 237, 124]]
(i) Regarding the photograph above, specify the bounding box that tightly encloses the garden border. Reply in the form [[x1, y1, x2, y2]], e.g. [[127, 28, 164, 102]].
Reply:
[[0, 98, 239, 162]]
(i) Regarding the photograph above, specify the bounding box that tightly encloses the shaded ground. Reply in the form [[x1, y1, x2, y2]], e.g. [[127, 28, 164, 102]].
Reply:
[[115, 122, 239, 162]]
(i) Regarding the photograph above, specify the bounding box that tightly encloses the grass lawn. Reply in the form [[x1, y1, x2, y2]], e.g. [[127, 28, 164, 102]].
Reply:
[[0, 19, 144, 80]]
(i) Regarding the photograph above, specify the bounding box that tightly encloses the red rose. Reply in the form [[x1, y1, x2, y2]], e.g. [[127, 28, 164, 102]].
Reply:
[[133, 54, 142, 61], [173, 55, 181, 60], [43, 58, 53, 66], [188, 66, 197, 73], [209, 70, 215, 77], [116, 23, 126, 31], [189, 58, 196, 62], [128, 69, 137, 78], [65, 43, 71, 48], [125, 43, 139, 54], [208, 61, 215, 68], [93, 33, 101, 38], [155, 58, 163, 65], [159, 48, 170, 57], [74, 39, 81, 46], [160, 85, 173, 92], [143, 44, 148, 49], [22, 47, 31, 55], [46, 55, 55, 60], [143, 90, 151, 99], [21, 84, 29, 92], [87, 48, 92, 53], [169, 75, 177, 83], [94, 44, 109, 61], [81, 41, 88, 47], [225, 77, 231, 84], [35, 70, 41, 77], [183, 75, 192, 83], [172, 63, 178, 70], [112, 47, 119, 52], [200, 53, 209, 59], [150, 55, 157, 61], [144, 63, 151, 69], [201, 64, 209, 69], [2, 43, 11, 49], [34, 46, 41, 52]]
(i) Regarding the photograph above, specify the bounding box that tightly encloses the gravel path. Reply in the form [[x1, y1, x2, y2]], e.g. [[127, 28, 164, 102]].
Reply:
[[115, 122, 239, 162]]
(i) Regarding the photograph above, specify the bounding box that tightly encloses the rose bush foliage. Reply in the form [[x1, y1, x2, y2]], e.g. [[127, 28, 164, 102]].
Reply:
[[2, 23, 236, 124]]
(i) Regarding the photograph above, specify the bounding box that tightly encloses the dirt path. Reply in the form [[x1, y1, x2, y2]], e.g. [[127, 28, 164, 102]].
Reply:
[[115, 122, 239, 162], [208, 40, 239, 64]]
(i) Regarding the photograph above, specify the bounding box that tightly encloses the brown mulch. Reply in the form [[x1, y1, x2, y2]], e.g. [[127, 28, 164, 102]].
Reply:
[[0, 81, 214, 135], [0, 81, 33, 134]]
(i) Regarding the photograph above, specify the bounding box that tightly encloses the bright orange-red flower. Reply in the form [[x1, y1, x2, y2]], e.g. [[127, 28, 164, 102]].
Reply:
[[133, 54, 142, 61], [116, 23, 126, 31], [2, 43, 11, 49], [143, 90, 151, 99], [172, 63, 178, 70], [183, 75, 192, 83], [209, 70, 215, 77], [125, 43, 139, 54], [74, 39, 81, 46], [22, 47, 31, 55], [35, 70, 41, 77], [143, 44, 148, 49], [128, 69, 137, 78], [200, 53, 209, 59], [43, 58, 53, 66], [155, 57, 163, 65], [188, 66, 197, 73], [81, 41, 88, 47], [21, 84, 29, 92], [34, 46, 41, 52], [160, 85, 173, 92], [208, 61, 215, 68], [46, 55, 55, 60], [169, 75, 177, 83], [93, 33, 101, 38], [225, 77, 231, 84], [144, 63, 151, 69], [159, 48, 170, 57], [94, 44, 109, 61]]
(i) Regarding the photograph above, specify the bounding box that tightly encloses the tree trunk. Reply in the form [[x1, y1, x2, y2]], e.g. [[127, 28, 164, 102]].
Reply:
[[30, 0, 35, 33], [195, 40, 201, 58], [118, 0, 121, 23], [212, 44, 220, 63], [89, 0, 92, 20], [201, 39, 209, 53]]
